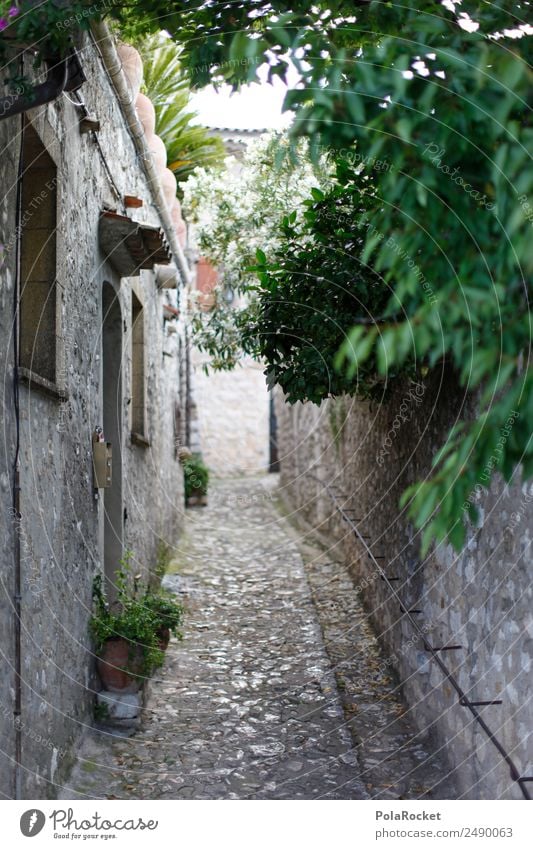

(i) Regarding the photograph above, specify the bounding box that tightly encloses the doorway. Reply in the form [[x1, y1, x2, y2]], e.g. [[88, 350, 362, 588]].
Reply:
[[269, 391, 280, 473], [102, 282, 123, 599]]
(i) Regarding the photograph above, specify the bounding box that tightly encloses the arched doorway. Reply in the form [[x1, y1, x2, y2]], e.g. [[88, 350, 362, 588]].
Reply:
[[102, 282, 123, 599]]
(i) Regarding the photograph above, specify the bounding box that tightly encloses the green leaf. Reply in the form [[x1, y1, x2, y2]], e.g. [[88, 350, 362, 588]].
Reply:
[[345, 92, 365, 125], [416, 183, 428, 208], [395, 119, 412, 143], [480, 361, 515, 405], [447, 520, 466, 552], [420, 521, 437, 557], [229, 31, 251, 64], [416, 486, 440, 527]]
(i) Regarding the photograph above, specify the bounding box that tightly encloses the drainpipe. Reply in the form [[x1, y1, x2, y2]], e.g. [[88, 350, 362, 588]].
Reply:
[[185, 325, 191, 449], [13, 471, 21, 801], [90, 22, 191, 287], [12, 112, 24, 799]]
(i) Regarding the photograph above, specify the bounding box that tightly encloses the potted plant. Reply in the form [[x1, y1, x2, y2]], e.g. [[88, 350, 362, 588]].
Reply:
[[90, 572, 163, 693], [0, 1, 78, 53], [183, 453, 209, 506], [90, 553, 185, 692], [177, 445, 192, 464], [90, 552, 183, 692], [0, 3, 20, 36], [143, 589, 184, 650]]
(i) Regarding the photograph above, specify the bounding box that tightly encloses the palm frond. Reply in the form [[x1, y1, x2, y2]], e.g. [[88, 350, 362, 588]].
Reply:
[[138, 34, 225, 185]]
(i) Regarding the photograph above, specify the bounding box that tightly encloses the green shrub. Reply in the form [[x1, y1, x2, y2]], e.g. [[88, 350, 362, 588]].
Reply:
[[143, 589, 183, 637], [183, 454, 209, 499], [90, 552, 183, 676]]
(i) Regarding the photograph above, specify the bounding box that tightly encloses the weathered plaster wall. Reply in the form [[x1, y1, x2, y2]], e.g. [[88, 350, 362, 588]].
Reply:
[[275, 370, 532, 800], [193, 352, 270, 477], [0, 36, 185, 798]]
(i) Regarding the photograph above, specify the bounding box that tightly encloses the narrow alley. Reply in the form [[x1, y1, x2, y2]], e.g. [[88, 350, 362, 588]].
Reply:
[[1, 4, 531, 834], [61, 478, 454, 801]]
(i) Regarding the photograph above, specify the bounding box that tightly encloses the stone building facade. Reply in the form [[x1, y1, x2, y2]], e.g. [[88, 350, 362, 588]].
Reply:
[[275, 371, 532, 800], [0, 30, 189, 798], [186, 130, 272, 479], [193, 350, 270, 477]]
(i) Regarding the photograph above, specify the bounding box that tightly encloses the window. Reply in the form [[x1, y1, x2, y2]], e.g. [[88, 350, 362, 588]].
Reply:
[[131, 291, 147, 442], [19, 121, 58, 386]]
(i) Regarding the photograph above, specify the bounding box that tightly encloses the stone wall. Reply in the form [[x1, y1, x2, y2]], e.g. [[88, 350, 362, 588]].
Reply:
[[275, 370, 532, 800], [0, 36, 186, 798], [193, 351, 270, 477], [0, 100, 18, 799]]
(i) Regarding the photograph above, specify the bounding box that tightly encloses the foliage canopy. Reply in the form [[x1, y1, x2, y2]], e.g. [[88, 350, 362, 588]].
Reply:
[[3, 1, 532, 553], [178, 2, 533, 553]]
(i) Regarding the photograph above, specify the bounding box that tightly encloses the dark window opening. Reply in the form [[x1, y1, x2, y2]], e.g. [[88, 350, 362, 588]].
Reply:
[[131, 291, 146, 441], [19, 121, 58, 385]]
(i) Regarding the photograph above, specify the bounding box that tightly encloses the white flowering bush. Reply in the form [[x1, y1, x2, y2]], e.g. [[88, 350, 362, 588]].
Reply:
[[183, 132, 323, 292], [182, 133, 329, 370]]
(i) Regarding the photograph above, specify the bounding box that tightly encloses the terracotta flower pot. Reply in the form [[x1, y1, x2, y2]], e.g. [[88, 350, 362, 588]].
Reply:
[[187, 488, 207, 507], [146, 133, 167, 173], [97, 637, 144, 693], [117, 43, 143, 100], [161, 168, 178, 209], [169, 199, 187, 246], [135, 92, 156, 136], [177, 446, 193, 464], [170, 198, 183, 226], [176, 219, 187, 248], [157, 626, 171, 652]]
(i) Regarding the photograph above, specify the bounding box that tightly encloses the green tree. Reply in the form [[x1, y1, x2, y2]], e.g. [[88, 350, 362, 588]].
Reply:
[[182, 132, 329, 371], [171, 2, 533, 553], [244, 169, 392, 404]]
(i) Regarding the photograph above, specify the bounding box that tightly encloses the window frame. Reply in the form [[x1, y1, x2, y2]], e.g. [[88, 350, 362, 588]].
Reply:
[[130, 287, 149, 446], [18, 118, 64, 399]]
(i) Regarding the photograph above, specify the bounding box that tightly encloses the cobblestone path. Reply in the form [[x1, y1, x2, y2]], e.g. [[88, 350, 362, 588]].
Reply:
[[60, 477, 454, 800]]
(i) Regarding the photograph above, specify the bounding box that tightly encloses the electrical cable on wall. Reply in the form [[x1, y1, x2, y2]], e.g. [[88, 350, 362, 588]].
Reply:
[[12, 107, 25, 801]]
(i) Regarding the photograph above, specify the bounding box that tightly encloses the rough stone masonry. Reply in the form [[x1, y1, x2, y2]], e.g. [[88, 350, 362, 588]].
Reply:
[[274, 369, 532, 799], [0, 33, 186, 797]]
